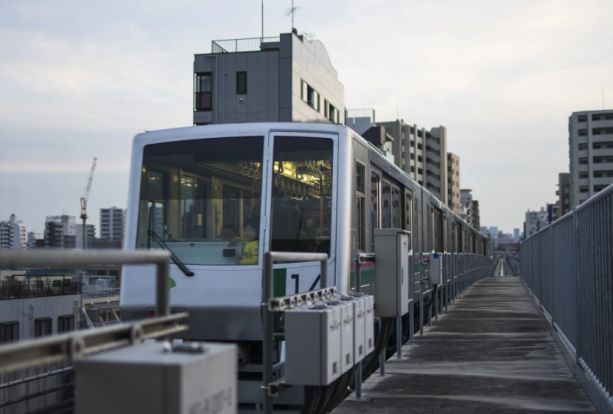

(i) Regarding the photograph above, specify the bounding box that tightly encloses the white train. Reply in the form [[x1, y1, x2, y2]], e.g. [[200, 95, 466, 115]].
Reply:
[[120, 121, 490, 341]]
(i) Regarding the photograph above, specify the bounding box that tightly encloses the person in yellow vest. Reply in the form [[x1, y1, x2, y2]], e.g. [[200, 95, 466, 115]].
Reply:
[[238, 220, 259, 265]]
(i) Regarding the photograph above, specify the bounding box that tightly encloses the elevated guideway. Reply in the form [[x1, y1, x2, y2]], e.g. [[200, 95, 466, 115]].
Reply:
[[334, 277, 597, 414]]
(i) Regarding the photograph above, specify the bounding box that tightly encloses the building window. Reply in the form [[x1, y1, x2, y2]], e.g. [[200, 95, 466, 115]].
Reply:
[[194, 72, 213, 111], [300, 79, 320, 112], [577, 115, 587, 122], [34, 318, 52, 338], [578, 143, 588, 151], [324, 100, 339, 123], [58, 315, 75, 333], [236, 71, 247, 95], [578, 129, 587, 136], [0, 322, 19, 344]]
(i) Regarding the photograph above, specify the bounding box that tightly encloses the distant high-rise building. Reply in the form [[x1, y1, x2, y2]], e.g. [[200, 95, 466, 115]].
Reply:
[[193, 31, 344, 125], [513, 228, 520, 241], [556, 172, 571, 216], [459, 189, 480, 229], [447, 153, 461, 214], [26, 232, 41, 248], [523, 208, 549, 238], [0, 214, 26, 249], [346, 109, 375, 135], [100, 207, 125, 241], [76, 224, 96, 249], [373, 120, 449, 204], [44, 215, 76, 248], [568, 109, 613, 207]]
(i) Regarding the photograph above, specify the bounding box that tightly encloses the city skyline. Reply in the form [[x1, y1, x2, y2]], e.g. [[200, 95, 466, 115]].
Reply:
[[1, 0, 613, 233]]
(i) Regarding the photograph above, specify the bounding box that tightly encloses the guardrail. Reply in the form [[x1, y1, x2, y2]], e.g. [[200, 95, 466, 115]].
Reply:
[[520, 185, 613, 405], [0, 250, 171, 317], [0, 249, 188, 413]]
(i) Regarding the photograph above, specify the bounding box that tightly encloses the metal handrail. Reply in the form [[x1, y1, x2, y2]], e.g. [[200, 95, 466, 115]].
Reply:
[[0, 249, 186, 374], [0, 249, 171, 317], [261, 251, 328, 414], [0, 313, 188, 372]]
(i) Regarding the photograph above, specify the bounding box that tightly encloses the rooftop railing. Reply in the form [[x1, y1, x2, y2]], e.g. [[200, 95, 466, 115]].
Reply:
[[211, 36, 281, 54]]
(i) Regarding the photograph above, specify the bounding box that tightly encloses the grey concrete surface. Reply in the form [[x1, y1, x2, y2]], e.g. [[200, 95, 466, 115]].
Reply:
[[334, 277, 596, 413]]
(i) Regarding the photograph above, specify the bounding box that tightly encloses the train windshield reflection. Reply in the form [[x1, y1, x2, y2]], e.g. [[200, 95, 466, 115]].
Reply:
[[136, 136, 263, 265]]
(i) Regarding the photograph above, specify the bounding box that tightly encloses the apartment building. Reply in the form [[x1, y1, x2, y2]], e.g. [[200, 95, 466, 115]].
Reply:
[[460, 189, 480, 229], [0, 214, 26, 249], [556, 172, 571, 216], [193, 30, 344, 125], [100, 207, 125, 241], [569, 109, 613, 207], [524, 208, 549, 238], [373, 120, 449, 204], [44, 215, 76, 248], [447, 153, 461, 214]]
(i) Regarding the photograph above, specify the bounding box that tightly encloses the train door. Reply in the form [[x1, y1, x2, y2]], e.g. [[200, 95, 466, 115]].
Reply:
[[268, 133, 337, 294]]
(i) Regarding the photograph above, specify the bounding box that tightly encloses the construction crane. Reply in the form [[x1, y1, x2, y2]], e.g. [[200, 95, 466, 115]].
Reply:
[[80, 157, 97, 249]]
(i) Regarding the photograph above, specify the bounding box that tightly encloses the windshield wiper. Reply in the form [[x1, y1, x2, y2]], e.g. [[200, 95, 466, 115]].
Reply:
[[148, 230, 195, 277]]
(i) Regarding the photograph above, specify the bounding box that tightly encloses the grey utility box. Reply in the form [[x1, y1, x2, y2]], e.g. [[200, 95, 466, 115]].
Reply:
[[75, 341, 237, 414], [285, 303, 342, 385], [429, 252, 443, 284], [374, 228, 410, 317], [338, 297, 355, 373]]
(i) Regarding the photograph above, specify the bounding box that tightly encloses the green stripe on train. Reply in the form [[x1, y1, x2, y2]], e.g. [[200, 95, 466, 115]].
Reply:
[[273, 268, 287, 297], [349, 269, 376, 288], [350, 263, 427, 288]]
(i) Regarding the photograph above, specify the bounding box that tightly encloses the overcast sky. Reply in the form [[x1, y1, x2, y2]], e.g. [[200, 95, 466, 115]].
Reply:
[[1, 0, 612, 235]]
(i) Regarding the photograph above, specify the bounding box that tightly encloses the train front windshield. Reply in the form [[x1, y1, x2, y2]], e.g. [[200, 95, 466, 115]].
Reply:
[[136, 136, 264, 265], [136, 134, 334, 266]]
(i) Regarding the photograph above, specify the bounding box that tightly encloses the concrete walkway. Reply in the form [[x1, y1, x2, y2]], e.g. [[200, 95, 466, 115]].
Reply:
[[334, 277, 596, 414]]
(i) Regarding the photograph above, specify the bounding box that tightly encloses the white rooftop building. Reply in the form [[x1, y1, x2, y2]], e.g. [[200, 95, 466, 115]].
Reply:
[[0, 214, 26, 249]]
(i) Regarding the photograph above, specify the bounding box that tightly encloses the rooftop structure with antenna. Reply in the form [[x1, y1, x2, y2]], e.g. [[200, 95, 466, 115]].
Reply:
[[195, 31, 344, 126]]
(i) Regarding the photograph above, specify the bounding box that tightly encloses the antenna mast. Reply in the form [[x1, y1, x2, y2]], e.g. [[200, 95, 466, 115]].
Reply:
[[287, 0, 300, 30]]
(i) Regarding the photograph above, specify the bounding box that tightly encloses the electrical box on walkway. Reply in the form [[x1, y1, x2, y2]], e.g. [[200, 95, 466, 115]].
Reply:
[[285, 303, 342, 385], [75, 341, 237, 414], [374, 228, 410, 317], [429, 252, 443, 284], [337, 298, 355, 373], [364, 295, 375, 354]]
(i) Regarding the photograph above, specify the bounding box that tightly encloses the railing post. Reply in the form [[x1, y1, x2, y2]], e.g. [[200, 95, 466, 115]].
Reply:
[[262, 252, 274, 414]]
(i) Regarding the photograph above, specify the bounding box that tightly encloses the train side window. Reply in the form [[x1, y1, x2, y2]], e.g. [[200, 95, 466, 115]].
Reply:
[[404, 190, 413, 247], [391, 185, 401, 228], [382, 179, 391, 228], [370, 171, 381, 252], [356, 163, 366, 251]]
